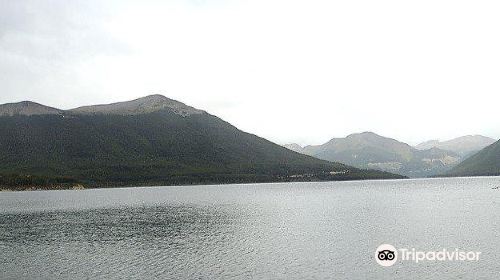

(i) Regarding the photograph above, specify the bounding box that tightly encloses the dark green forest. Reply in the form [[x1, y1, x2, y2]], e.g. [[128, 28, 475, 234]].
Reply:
[[0, 111, 403, 190]]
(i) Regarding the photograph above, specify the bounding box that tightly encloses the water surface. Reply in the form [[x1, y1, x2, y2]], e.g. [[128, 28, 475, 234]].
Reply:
[[1, 177, 499, 279]]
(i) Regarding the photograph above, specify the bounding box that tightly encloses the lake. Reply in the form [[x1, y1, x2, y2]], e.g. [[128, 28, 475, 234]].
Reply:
[[1, 177, 499, 279]]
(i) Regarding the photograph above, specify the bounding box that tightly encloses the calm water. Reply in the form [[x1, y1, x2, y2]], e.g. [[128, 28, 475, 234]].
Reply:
[[1, 177, 499, 279]]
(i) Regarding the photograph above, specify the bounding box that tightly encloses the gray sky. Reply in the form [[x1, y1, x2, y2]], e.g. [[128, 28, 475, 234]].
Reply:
[[1, 0, 499, 146]]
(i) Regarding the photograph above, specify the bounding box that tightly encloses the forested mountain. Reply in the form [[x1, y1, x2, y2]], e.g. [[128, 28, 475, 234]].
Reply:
[[445, 140, 500, 177], [415, 135, 496, 157], [284, 132, 461, 178], [0, 95, 402, 189]]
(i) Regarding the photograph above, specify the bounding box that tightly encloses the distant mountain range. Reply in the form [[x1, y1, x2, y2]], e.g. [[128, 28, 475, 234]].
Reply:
[[0, 95, 402, 189], [284, 132, 496, 178], [415, 135, 496, 156], [445, 139, 500, 177]]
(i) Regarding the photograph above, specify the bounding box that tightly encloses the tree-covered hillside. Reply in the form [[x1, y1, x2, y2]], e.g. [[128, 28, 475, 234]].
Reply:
[[0, 97, 403, 189]]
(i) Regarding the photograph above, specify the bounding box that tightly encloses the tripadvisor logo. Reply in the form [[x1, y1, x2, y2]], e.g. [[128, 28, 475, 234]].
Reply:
[[375, 244, 398, 267], [375, 244, 481, 267]]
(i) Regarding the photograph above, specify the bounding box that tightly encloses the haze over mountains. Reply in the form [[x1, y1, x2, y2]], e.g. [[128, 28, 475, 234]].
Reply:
[[415, 135, 496, 156], [284, 132, 496, 178], [0, 95, 402, 188]]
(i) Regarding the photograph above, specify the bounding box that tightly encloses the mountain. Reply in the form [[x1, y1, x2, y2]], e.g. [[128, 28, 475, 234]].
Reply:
[[0, 96, 402, 189], [70, 94, 203, 116], [445, 140, 500, 177], [0, 101, 62, 116], [415, 135, 496, 157], [284, 132, 461, 178], [283, 143, 304, 153]]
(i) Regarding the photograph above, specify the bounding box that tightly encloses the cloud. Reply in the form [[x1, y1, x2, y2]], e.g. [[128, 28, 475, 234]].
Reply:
[[0, 0, 127, 60], [0, 0, 130, 107], [0, 0, 499, 145]]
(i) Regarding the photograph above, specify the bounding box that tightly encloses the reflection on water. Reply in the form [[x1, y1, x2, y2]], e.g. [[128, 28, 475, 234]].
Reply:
[[1, 177, 499, 279]]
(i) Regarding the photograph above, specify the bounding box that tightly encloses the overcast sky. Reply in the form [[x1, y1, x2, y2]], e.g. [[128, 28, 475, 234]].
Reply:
[[1, 0, 499, 146]]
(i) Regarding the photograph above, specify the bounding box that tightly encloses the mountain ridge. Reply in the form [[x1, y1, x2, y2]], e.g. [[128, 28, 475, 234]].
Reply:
[[0, 96, 403, 189], [0, 95, 204, 117], [69, 95, 204, 116], [415, 135, 496, 156], [284, 132, 461, 177], [0, 101, 63, 116]]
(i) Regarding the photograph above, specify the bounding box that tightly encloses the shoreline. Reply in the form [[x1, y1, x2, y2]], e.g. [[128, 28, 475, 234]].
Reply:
[[2, 175, 499, 192], [0, 184, 86, 192]]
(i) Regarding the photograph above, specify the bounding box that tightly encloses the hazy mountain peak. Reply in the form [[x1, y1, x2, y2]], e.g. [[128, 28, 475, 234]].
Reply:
[[454, 135, 494, 142], [295, 131, 462, 177], [0, 101, 62, 116], [342, 132, 408, 148], [283, 143, 304, 153], [357, 131, 378, 136], [345, 131, 392, 140], [347, 131, 375, 137], [70, 95, 204, 116], [415, 140, 440, 149], [415, 135, 496, 156]]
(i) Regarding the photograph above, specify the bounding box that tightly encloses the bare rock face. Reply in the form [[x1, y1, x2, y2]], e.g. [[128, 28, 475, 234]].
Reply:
[[0, 101, 62, 116], [69, 95, 204, 117]]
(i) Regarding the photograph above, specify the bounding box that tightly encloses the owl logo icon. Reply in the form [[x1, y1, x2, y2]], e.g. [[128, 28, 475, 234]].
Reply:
[[375, 244, 397, 267]]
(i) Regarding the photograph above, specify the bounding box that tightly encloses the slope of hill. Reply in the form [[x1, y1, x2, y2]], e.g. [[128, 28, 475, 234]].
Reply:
[[285, 132, 461, 178], [0, 96, 403, 189], [415, 135, 496, 156], [445, 140, 500, 177]]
